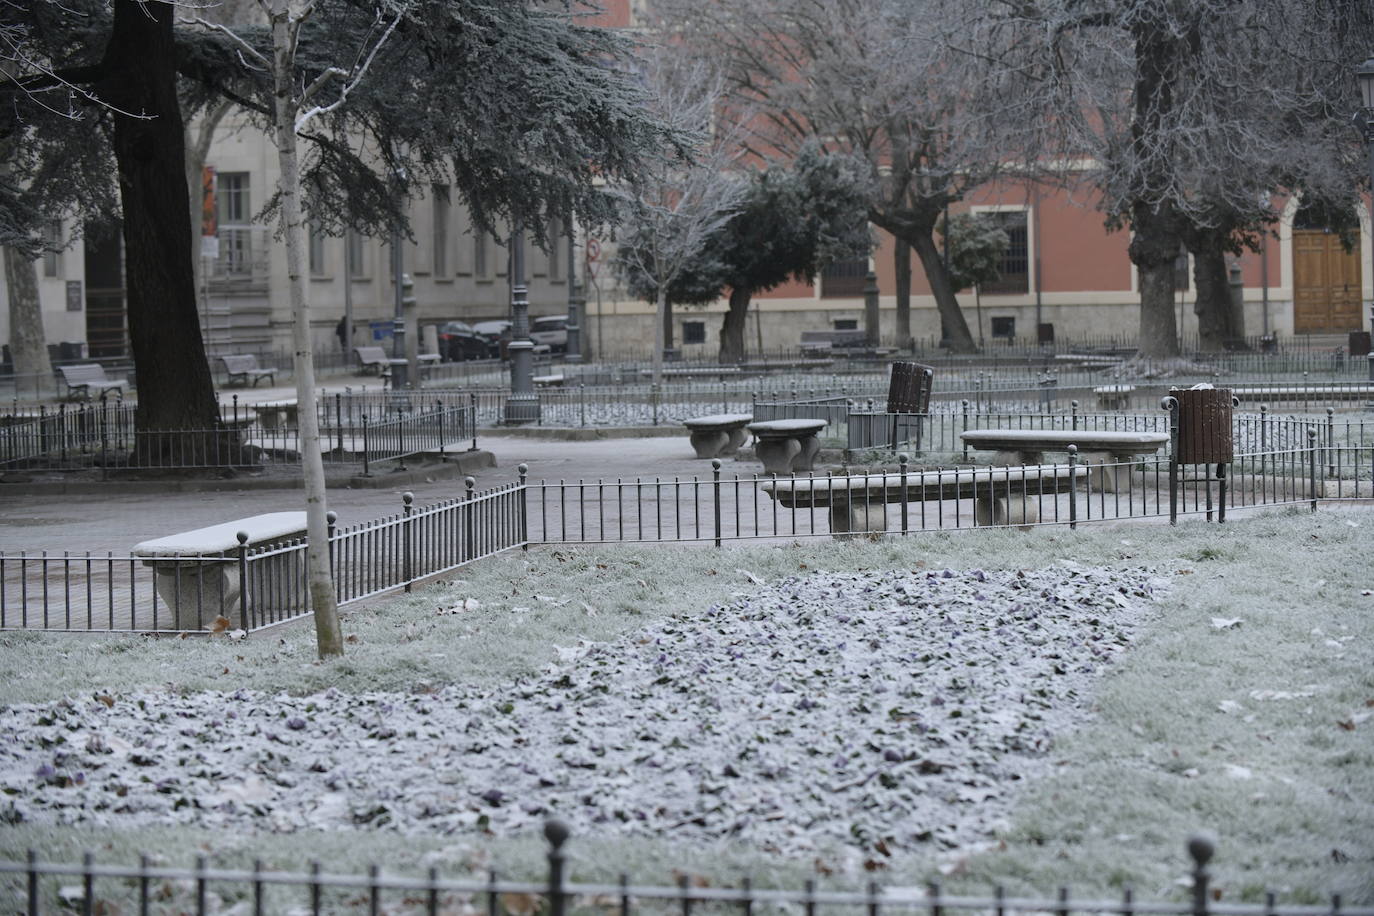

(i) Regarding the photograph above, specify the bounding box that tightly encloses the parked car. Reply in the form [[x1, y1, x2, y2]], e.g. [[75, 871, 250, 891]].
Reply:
[[529, 315, 569, 353], [435, 321, 497, 361]]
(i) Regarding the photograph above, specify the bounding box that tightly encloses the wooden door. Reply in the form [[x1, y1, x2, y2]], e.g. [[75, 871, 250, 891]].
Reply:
[[1292, 230, 1363, 333]]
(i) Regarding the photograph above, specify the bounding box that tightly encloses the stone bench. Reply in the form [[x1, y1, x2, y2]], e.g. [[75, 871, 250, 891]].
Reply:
[[131, 512, 307, 630], [1232, 385, 1374, 403], [1093, 384, 1136, 409], [747, 418, 828, 474], [960, 428, 1169, 492], [682, 413, 753, 459], [533, 374, 565, 388], [250, 398, 298, 430], [762, 464, 1089, 534]]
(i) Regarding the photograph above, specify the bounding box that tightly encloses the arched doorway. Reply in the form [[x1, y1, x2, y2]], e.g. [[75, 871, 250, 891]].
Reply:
[[1290, 201, 1362, 334]]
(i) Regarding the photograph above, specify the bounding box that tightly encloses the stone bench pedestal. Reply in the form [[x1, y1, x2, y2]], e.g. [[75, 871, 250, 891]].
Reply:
[[747, 419, 828, 475], [682, 413, 753, 459]]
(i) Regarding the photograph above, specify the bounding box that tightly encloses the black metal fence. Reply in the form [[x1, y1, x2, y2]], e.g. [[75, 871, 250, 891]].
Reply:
[[3, 822, 1368, 916], [4, 415, 1373, 632]]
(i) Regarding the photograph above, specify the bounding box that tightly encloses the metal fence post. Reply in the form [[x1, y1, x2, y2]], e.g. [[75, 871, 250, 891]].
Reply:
[[1189, 835, 1214, 916], [1259, 404, 1268, 478], [237, 531, 252, 631], [437, 400, 447, 463], [580, 384, 587, 428], [335, 392, 344, 454], [1308, 427, 1318, 512], [712, 458, 723, 547], [26, 849, 37, 914], [361, 415, 372, 477], [652, 382, 661, 427], [464, 476, 476, 563], [397, 410, 408, 471], [1163, 396, 1179, 526], [961, 400, 970, 462], [1325, 407, 1335, 478], [402, 491, 414, 592], [545, 819, 570, 916], [1068, 445, 1078, 530], [898, 453, 910, 535], [326, 510, 337, 576], [518, 463, 530, 550], [470, 392, 479, 451], [1071, 399, 1080, 431]]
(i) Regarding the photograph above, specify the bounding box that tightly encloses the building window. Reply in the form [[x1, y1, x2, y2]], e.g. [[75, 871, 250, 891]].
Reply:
[[682, 320, 705, 344], [42, 220, 62, 277], [216, 172, 252, 277], [990, 316, 1016, 339], [432, 185, 450, 278], [474, 232, 489, 279], [347, 230, 367, 279], [981, 211, 1029, 294], [833, 318, 858, 330], [308, 223, 327, 276], [821, 257, 868, 298]]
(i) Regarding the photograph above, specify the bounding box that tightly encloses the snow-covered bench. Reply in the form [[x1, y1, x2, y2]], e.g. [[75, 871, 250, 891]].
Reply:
[[217, 354, 277, 388], [959, 428, 1169, 492], [1093, 384, 1136, 409], [57, 364, 126, 400], [131, 512, 307, 630], [762, 464, 1089, 534], [682, 413, 753, 459], [250, 398, 298, 430], [747, 418, 828, 474], [533, 374, 565, 388]]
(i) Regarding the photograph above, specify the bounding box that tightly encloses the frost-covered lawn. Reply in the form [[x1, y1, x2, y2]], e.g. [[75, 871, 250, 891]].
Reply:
[[1, 507, 1371, 905]]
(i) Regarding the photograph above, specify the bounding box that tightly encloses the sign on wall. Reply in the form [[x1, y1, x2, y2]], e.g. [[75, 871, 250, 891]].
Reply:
[[65, 280, 82, 312]]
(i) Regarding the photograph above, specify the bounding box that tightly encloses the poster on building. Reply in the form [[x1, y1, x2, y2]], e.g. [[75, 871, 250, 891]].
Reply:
[[201, 166, 219, 259], [66, 280, 82, 312]]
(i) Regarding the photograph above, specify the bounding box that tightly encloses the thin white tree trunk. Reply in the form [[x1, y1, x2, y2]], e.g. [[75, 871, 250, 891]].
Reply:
[[3, 246, 53, 396], [269, 4, 343, 657], [652, 285, 666, 386]]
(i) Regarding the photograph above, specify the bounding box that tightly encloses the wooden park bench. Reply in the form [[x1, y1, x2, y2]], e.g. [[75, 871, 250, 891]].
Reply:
[[131, 512, 308, 630], [762, 464, 1089, 535], [747, 418, 828, 474], [57, 363, 126, 400], [355, 345, 392, 376], [217, 354, 277, 388], [682, 413, 753, 459], [960, 428, 1169, 492]]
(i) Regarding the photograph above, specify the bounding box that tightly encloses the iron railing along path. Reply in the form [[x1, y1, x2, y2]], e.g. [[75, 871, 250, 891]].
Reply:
[[3, 822, 1368, 916], [3, 434, 1369, 633]]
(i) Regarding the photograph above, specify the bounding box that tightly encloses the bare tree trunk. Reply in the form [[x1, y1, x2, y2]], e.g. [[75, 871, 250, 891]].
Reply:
[[718, 286, 750, 363], [269, 2, 343, 658], [1190, 245, 1232, 352], [652, 285, 666, 385], [3, 247, 53, 394], [101, 0, 222, 450], [893, 238, 911, 346], [1129, 204, 1182, 360], [662, 296, 674, 357], [910, 231, 976, 353]]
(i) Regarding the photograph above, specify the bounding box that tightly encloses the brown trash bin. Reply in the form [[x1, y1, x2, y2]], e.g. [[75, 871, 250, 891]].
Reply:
[[887, 361, 934, 413], [1171, 386, 1234, 464]]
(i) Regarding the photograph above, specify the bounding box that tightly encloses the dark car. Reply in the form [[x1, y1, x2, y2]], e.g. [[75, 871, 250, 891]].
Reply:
[[436, 321, 497, 361]]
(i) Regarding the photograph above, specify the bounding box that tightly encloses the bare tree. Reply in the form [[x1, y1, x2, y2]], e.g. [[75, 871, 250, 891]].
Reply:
[[656, 0, 1039, 353], [1001, 0, 1374, 360], [611, 51, 748, 383]]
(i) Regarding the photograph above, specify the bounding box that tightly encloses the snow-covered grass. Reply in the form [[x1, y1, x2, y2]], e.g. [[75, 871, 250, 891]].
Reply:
[[1, 507, 1372, 905]]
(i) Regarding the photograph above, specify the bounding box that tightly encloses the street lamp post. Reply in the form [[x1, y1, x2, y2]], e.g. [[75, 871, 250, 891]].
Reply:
[[1357, 57, 1374, 383], [504, 224, 540, 424]]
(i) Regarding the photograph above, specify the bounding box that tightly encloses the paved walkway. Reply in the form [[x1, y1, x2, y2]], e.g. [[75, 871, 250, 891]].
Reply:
[[0, 432, 744, 555]]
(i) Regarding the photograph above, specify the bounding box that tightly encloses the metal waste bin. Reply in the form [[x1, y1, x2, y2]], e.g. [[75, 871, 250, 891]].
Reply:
[[1171, 387, 1234, 465], [887, 361, 934, 413]]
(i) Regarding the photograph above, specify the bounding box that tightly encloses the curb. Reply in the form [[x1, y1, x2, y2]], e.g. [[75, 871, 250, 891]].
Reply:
[[483, 425, 683, 441]]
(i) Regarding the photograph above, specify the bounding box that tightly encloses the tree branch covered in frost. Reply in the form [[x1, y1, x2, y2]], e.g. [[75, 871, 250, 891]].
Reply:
[[611, 46, 750, 379]]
